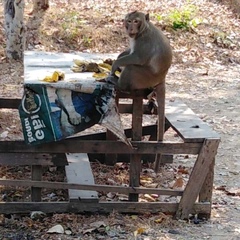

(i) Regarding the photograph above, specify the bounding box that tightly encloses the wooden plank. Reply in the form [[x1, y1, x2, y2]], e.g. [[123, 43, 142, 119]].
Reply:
[[118, 102, 157, 115], [148, 120, 173, 164], [65, 153, 98, 202], [105, 130, 118, 165], [31, 165, 42, 201], [165, 99, 220, 142], [154, 81, 165, 172], [0, 153, 67, 166], [175, 139, 220, 219], [68, 124, 157, 141], [105, 94, 118, 165], [0, 201, 211, 215], [0, 98, 21, 109], [116, 89, 151, 99], [198, 157, 215, 219], [129, 96, 142, 201], [0, 179, 183, 196], [0, 140, 202, 155]]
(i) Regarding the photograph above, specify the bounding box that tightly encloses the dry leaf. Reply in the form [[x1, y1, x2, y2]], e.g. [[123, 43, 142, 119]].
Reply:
[[134, 227, 146, 237], [172, 177, 184, 189], [47, 224, 64, 234]]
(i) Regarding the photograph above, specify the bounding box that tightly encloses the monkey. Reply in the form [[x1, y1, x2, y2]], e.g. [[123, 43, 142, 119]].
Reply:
[[107, 11, 172, 92]]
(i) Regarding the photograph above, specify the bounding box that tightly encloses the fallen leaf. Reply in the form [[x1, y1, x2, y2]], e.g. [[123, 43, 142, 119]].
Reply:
[[134, 227, 146, 237], [172, 177, 184, 189], [30, 211, 46, 220], [89, 220, 106, 228], [47, 224, 64, 234]]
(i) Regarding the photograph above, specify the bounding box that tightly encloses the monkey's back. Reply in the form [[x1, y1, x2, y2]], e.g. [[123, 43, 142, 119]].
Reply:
[[136, 22, 172, 75]]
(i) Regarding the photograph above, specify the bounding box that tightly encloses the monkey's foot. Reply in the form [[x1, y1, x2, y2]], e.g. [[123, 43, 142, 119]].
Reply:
[[106, 75, 118, 86]]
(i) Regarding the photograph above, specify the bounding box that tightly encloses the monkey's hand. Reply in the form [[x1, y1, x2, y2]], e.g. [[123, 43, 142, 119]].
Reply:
[[111, 60, 120, 76], [106, 74, 119, 86]]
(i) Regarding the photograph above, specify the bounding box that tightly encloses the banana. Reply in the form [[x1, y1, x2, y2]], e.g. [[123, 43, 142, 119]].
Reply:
[[42, 71, 65, 82]]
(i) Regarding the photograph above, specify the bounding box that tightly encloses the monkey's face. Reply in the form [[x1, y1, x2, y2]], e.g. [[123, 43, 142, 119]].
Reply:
[[124, 11, 149, 39], [125, 18, 142, 38]]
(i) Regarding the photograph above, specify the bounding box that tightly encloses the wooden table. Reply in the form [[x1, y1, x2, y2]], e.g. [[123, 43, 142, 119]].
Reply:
[[0, 51, 220, 219]]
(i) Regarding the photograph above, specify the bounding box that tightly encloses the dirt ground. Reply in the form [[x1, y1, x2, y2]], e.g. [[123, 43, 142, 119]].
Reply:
[[0, 0, 240, 239]]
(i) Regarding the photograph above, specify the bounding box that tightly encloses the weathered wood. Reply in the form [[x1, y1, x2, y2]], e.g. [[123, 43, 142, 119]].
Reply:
[[1, 52, 221, 218], [175, 139, 220, 219], [154, 82, 166, 172], [118, 102, 157, 115], [129, 96, 143, 201], [0, 201, 211, 215], [117, 89, 151, 99], [146, 120, 173, 164], [31, 165, 42, 202], [0, 140, 202, 155], [0, 98, 21, 109], [90, 153, 173, 164], [0, 153, 67, 166], [105, 130, 118, 165], [0, 179, 183, 196], [67, 124, 157, 141], [65, 153, 98, 202], [105, 94, 118, 165], [198, 157, 215, 219], [165, 100, 220, 143]]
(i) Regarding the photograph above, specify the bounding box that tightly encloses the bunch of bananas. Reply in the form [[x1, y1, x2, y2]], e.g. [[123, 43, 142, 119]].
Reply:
[[71, 59, 120, 80]]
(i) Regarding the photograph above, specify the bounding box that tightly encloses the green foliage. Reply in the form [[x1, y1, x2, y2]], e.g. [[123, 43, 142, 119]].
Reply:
[[156, 3, 201, 31], [61, 11, 84, 29], [57, 10, 93, 46], [154, 13, 163, 23], [82, 36, 92, 47]]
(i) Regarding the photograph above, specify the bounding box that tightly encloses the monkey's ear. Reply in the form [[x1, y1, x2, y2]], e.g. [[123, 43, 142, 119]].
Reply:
[[145, 13, 150, 22]]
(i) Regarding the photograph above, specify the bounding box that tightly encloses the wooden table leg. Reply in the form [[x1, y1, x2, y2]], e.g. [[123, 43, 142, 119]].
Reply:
[[105, 130, 118, 165], [129, 96, 143, 202], [105, 95, 118, 165], [198, 157, 215, 219], [175, 138, 220, 219], [31, 165, 42, 201], [154, 81, 165, 172]]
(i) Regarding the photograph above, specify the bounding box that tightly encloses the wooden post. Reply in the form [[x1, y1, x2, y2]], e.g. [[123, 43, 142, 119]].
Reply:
[[198, 157, 215, 219], [154, 81, 165, 172], [175, 139, 220, 219], [105, 130, 118, 165], [31, 165, 42, 201], [105, 94, 119, 165], [129, 96, 143, 201]]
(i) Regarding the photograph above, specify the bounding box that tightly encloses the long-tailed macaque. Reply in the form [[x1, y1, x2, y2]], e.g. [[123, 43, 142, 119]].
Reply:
[[108, 11, 172, 92]]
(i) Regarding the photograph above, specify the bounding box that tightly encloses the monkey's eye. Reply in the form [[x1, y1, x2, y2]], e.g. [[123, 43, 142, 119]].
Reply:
[[127, 20, 132, 24], [133, 19, 139, 24]]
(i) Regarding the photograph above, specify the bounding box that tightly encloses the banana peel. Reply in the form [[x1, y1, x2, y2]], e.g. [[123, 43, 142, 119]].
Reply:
[[71, 58, 120, 81], [92, 72, 108, 80], [71, 59, 99, 73], [42, 71, 65, 82]]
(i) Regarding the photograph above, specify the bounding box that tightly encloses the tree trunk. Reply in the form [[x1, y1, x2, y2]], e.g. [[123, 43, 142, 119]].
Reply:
[[4, 0, 25, 60], [33, 0, 49, 12]]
